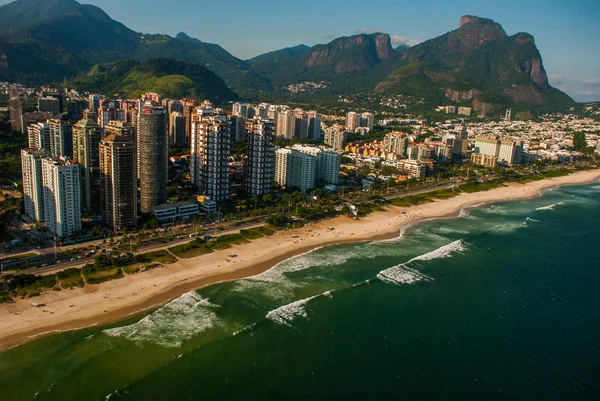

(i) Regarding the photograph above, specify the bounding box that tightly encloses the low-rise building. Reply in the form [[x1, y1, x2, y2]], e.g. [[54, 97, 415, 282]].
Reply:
[[152, 201, 200, 224]]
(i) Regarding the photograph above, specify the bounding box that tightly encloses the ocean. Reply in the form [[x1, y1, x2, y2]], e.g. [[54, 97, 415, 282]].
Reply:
[[1, 183, 600, 400]]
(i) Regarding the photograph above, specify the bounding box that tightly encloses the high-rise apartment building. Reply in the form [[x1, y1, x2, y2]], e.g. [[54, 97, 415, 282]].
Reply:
[[169, 112, 187, 145], [346, 112, 360, 132], [276, 110, 295, 139], [361, 112, 375, 131], [383, 132, 408, 158], [99, 133, 137, 231], [324, 126, 347, 152], [72, 119, 103, 213], [48, 116, 73, 158], [307, 110, 321, 140], [294, 110, 309, 139], [190, 109, 231, 202], [88, 94, 105, 113], [41, 157, 81, 238], [230, 115, 246, 142], [474, 137, 523, 166], [9, 88, 23, 133], [245, 117, 275, 196], [275, 149, 317, 192], [105, 120, 135, 138], [21, 148, 48, 221], [37, 97, 60, 116], [98, 100, 125, 128], [27, 122, 51, 152], [138, 105, 169, 213], [292, 145, 341, 185]]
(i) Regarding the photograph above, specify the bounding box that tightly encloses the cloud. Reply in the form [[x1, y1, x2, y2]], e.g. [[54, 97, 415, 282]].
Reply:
[[391, 35, 423, 48], [548, 74, 565, 86], [353, 29, 422, 47], [582, 78, 600, 87], [353, 28, 380, 35], [579, 91, 598, 96]]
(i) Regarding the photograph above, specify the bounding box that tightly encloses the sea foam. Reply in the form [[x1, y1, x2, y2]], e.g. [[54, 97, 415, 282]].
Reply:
[[536, 202, 564, 211], [376, 240, 466, 286], [103, 292, 219, 348], [266, 291, 333, 327]]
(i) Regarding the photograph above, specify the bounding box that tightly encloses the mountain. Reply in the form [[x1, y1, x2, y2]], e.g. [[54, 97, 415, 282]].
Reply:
[[133, 32, 272, 96], [375, 16, 574, 115], [249, 44, 310, 70], [69, 58, 238, 102], [0, 0, 268, 96], [251, 33, 402, 96]]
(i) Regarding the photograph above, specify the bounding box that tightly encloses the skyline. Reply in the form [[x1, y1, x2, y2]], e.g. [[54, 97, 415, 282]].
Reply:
[[0, 0, 599, 102]]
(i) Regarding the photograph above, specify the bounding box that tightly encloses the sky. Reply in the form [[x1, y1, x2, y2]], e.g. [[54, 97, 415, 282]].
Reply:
[[2, 0, 600, 102]]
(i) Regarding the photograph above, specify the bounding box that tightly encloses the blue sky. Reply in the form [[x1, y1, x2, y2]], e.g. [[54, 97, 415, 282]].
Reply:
[[2, 0, 600, 101]]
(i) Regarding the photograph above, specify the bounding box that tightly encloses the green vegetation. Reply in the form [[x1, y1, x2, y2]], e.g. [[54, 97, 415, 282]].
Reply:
[[459, 180, 505, 193], [82, 264, 124, 285], [240, 226, 275, 240], [389, 194, 435, 208], [0, 274, 58, 299], [135, 250, 177, 265], [122, 264, 141, 275], [573, 132, 587, 151], [56, 268, 84, 289], [70, 58, 238, 102]]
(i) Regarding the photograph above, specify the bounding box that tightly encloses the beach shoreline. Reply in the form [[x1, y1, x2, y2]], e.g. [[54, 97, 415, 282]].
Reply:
[[1, 170, 599, 350]]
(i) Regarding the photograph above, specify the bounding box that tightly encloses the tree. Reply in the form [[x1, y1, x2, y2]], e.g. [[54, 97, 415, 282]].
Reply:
[[573, 132, 587, 151]]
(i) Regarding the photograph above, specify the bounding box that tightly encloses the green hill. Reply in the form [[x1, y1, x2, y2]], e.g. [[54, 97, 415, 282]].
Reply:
[[70, 58, 238, 102]]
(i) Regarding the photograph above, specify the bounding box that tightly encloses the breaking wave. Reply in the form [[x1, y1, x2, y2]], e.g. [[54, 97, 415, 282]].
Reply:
[[266, 291, 333, 327], [103, 292, 220, 348], [536, 202, 564, 211], [376, 240, 466, 286]]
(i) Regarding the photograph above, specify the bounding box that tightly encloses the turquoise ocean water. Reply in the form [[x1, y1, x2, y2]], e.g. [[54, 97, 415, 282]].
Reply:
[[1, 183, 600, 400]]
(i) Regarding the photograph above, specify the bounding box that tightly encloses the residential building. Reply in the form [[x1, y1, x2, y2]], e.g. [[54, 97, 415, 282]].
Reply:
[[152, 202, 199, 225], [294, 110, 309, 139], [48, 115, 73, 158], [98, 100, 125, 128], [99, 133, 137, 232], [361, 112, 375, 131], [383, 132, 408, 158], [346, 112, 360, 132], [138, 105, 169, 213], [245, 117, 275, 196], [275, 148, 316, 192], [324, 125, 347, 152], [474, 136, 523, 165], [9, 88, 23, 133], [37, 96, 60, 116], [307, 110, 321, 140], [276, 110, 295, 139], [72, 119, 103, 213], [169, 112, 187, 145], [190, 109, 231, 202], [292, 145, 340, 185], [88, 94, 105, 113], [105, 120, 135, 138], [471, 153, 498, 168], [21, 148, 48, 221], [27, 122, 51, 152], [397, 159, 427, 180], [41, 157, 81, 238]]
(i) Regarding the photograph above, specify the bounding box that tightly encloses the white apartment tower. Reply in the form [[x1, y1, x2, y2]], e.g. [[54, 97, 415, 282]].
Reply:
[[191, 109, 231, 202], [41, 157, 82, 238], [21, 148, 48, 221]]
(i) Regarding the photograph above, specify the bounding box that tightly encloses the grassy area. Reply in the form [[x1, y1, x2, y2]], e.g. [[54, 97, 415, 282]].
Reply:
[[82, 264, 124, 285], [458, 180, 505, 193], [56, 268, 84, 289], [239, 226, 274, 240], [514, 169, 571, 183], [4, 274, 59, 299], [428, 188, 460, 200], [389, 194, 435, 207], [169, 239, 214, 259], [210, 233, 249, 250], [135, 250, 177, 265], [122, 263, 141, 275]]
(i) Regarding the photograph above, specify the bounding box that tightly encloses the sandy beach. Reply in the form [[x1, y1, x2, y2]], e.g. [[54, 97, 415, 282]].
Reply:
[[1, 170, 599, 349]]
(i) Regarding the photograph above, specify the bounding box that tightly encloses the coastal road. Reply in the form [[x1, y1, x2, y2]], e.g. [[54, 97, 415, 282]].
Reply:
[[7, 220, 265, 277]]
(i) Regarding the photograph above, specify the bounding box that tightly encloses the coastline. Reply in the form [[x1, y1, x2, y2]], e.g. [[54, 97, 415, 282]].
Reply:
[[1, 170, 599, 350]]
